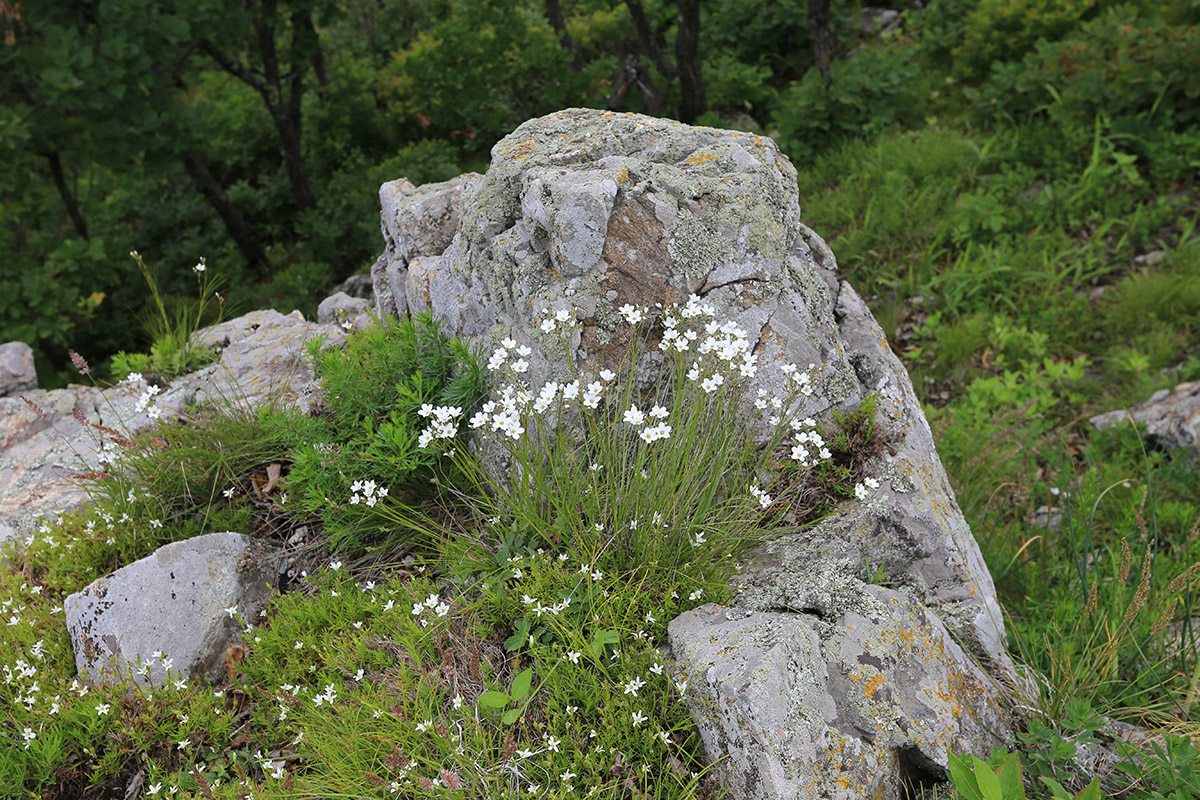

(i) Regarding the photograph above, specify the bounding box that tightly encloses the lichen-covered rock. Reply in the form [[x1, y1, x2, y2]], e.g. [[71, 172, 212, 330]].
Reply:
[[0, 309, 344, 547], [368, 109, 1016, 796], [317, 291, 372, 329], [1091, 381, 1200, 460], [668, 592, 1008, 800], [370, 173, 481, 318], [64, 532, 281, 686], [0, 341, 36, 396]]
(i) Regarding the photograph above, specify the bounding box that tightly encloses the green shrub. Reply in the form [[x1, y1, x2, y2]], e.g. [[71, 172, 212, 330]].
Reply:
[[288, 312, 488, 551], [772, 44, 923, 162], [952, 0, 1098, 82], [972, 7, 1200, 138]]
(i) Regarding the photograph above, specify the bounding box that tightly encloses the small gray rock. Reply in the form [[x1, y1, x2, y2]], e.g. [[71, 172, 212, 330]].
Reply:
[[65, 532, 281, 687], [1028, 505, 1063, 532], [1091, 382, 1200, 460], [0, 341, 36, 396], [317, 291, 371, 328], [332, 272, 375, 300]]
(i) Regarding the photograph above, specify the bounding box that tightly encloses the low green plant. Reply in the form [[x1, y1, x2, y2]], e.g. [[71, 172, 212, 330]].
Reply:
[[110, 252, 226, 381], [477, 666, 537, 725], [947, 750, 1029, 800], [1116, 734, 1200, 799], [286, 311, 489, 552]]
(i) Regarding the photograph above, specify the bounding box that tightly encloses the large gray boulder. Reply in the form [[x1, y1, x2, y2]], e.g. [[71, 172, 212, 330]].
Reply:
[[0, 309, 344, 548], [1091, 381, 1200, 460], [669, 592, 1007, 800], [369, 109, 1015, 797], [64, 532, 281, 687], [0, 341, 36, 396]]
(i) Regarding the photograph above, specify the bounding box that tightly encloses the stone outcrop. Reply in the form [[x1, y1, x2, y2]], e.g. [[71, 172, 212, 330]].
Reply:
[[668, 592, 1007, 799], [368, 109, 1016, 797], [0, 341, 36, 397], [64, 532, 281, 687], [1091, 381, 1200, 460], [0, 309, 344, 548]]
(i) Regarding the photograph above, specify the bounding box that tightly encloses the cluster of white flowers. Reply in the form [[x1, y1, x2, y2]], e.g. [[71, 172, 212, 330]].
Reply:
[[487, 338, 532, 373], [124, 372, 163, 419], [854, 476, 881, 500], [622, 403, 672, 443], [537, 306, 577, 334], [2, 652, 40, 710], [673, 310, 759, 387], [349, 479, 389, 507], [521, 592, 571, 618], [789, 416, 833, 468], [462, 365, 618, 445], [410, 592, 450, 627], [618, 304, 648, 325], [749, 484, 773, 509], [312, 683, 338, 707], [780, 362, 818, 397], [416, 404, 463, 448]]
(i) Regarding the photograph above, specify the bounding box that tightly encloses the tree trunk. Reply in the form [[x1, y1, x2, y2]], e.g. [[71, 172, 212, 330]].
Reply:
[[808, 0, 836, 76], [606, 56, 662, 115], [544, 0, 584, 70], [181, 148, 270, 275], [293, 10, 329, 89], [626, 0, 673, 80], [40, 149, 89, 240], [675, 0, 706, 124], [200, 0, 317, 213], [252, 0, 317, 212]]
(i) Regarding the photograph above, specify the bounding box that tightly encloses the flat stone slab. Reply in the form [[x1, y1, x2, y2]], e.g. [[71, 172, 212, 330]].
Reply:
[[64, 532, 281, 686]]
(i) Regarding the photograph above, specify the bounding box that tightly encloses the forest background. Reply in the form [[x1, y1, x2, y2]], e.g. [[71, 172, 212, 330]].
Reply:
[[4, 0, 1200, 786]]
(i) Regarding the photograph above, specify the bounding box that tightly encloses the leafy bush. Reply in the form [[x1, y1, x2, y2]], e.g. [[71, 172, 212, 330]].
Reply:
[[287, 312, 488, 551], [972, 7, 1200, 138], [952, 0, 1098, 82], [773, 44, 923, 161]]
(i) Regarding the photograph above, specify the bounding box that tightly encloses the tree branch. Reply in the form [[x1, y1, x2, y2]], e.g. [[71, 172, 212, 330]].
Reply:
[[197, 38, 266, 92], [39, 149, 89, 240]]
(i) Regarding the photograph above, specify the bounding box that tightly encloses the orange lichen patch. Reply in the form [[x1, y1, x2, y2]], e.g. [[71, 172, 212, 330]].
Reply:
[[684, 151, 720, 166], [508, 138, 536, 160], [862, 672, 887, 700]]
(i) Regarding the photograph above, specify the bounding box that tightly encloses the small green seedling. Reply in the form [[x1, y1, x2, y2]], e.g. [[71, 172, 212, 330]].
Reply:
[[477, 667, 535, 725]]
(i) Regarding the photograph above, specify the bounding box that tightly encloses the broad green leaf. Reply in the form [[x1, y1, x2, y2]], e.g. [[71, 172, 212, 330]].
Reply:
[[501, 707, 522, 725], [1071, 778, 1101, 800], [1039, 777, 1071, 799], [973, 757, 1003, 800], [947, 752, 984, 800], [510, 668, 533, 703], [995, 753, 1025, 800], [477, 691, 509, 709]]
